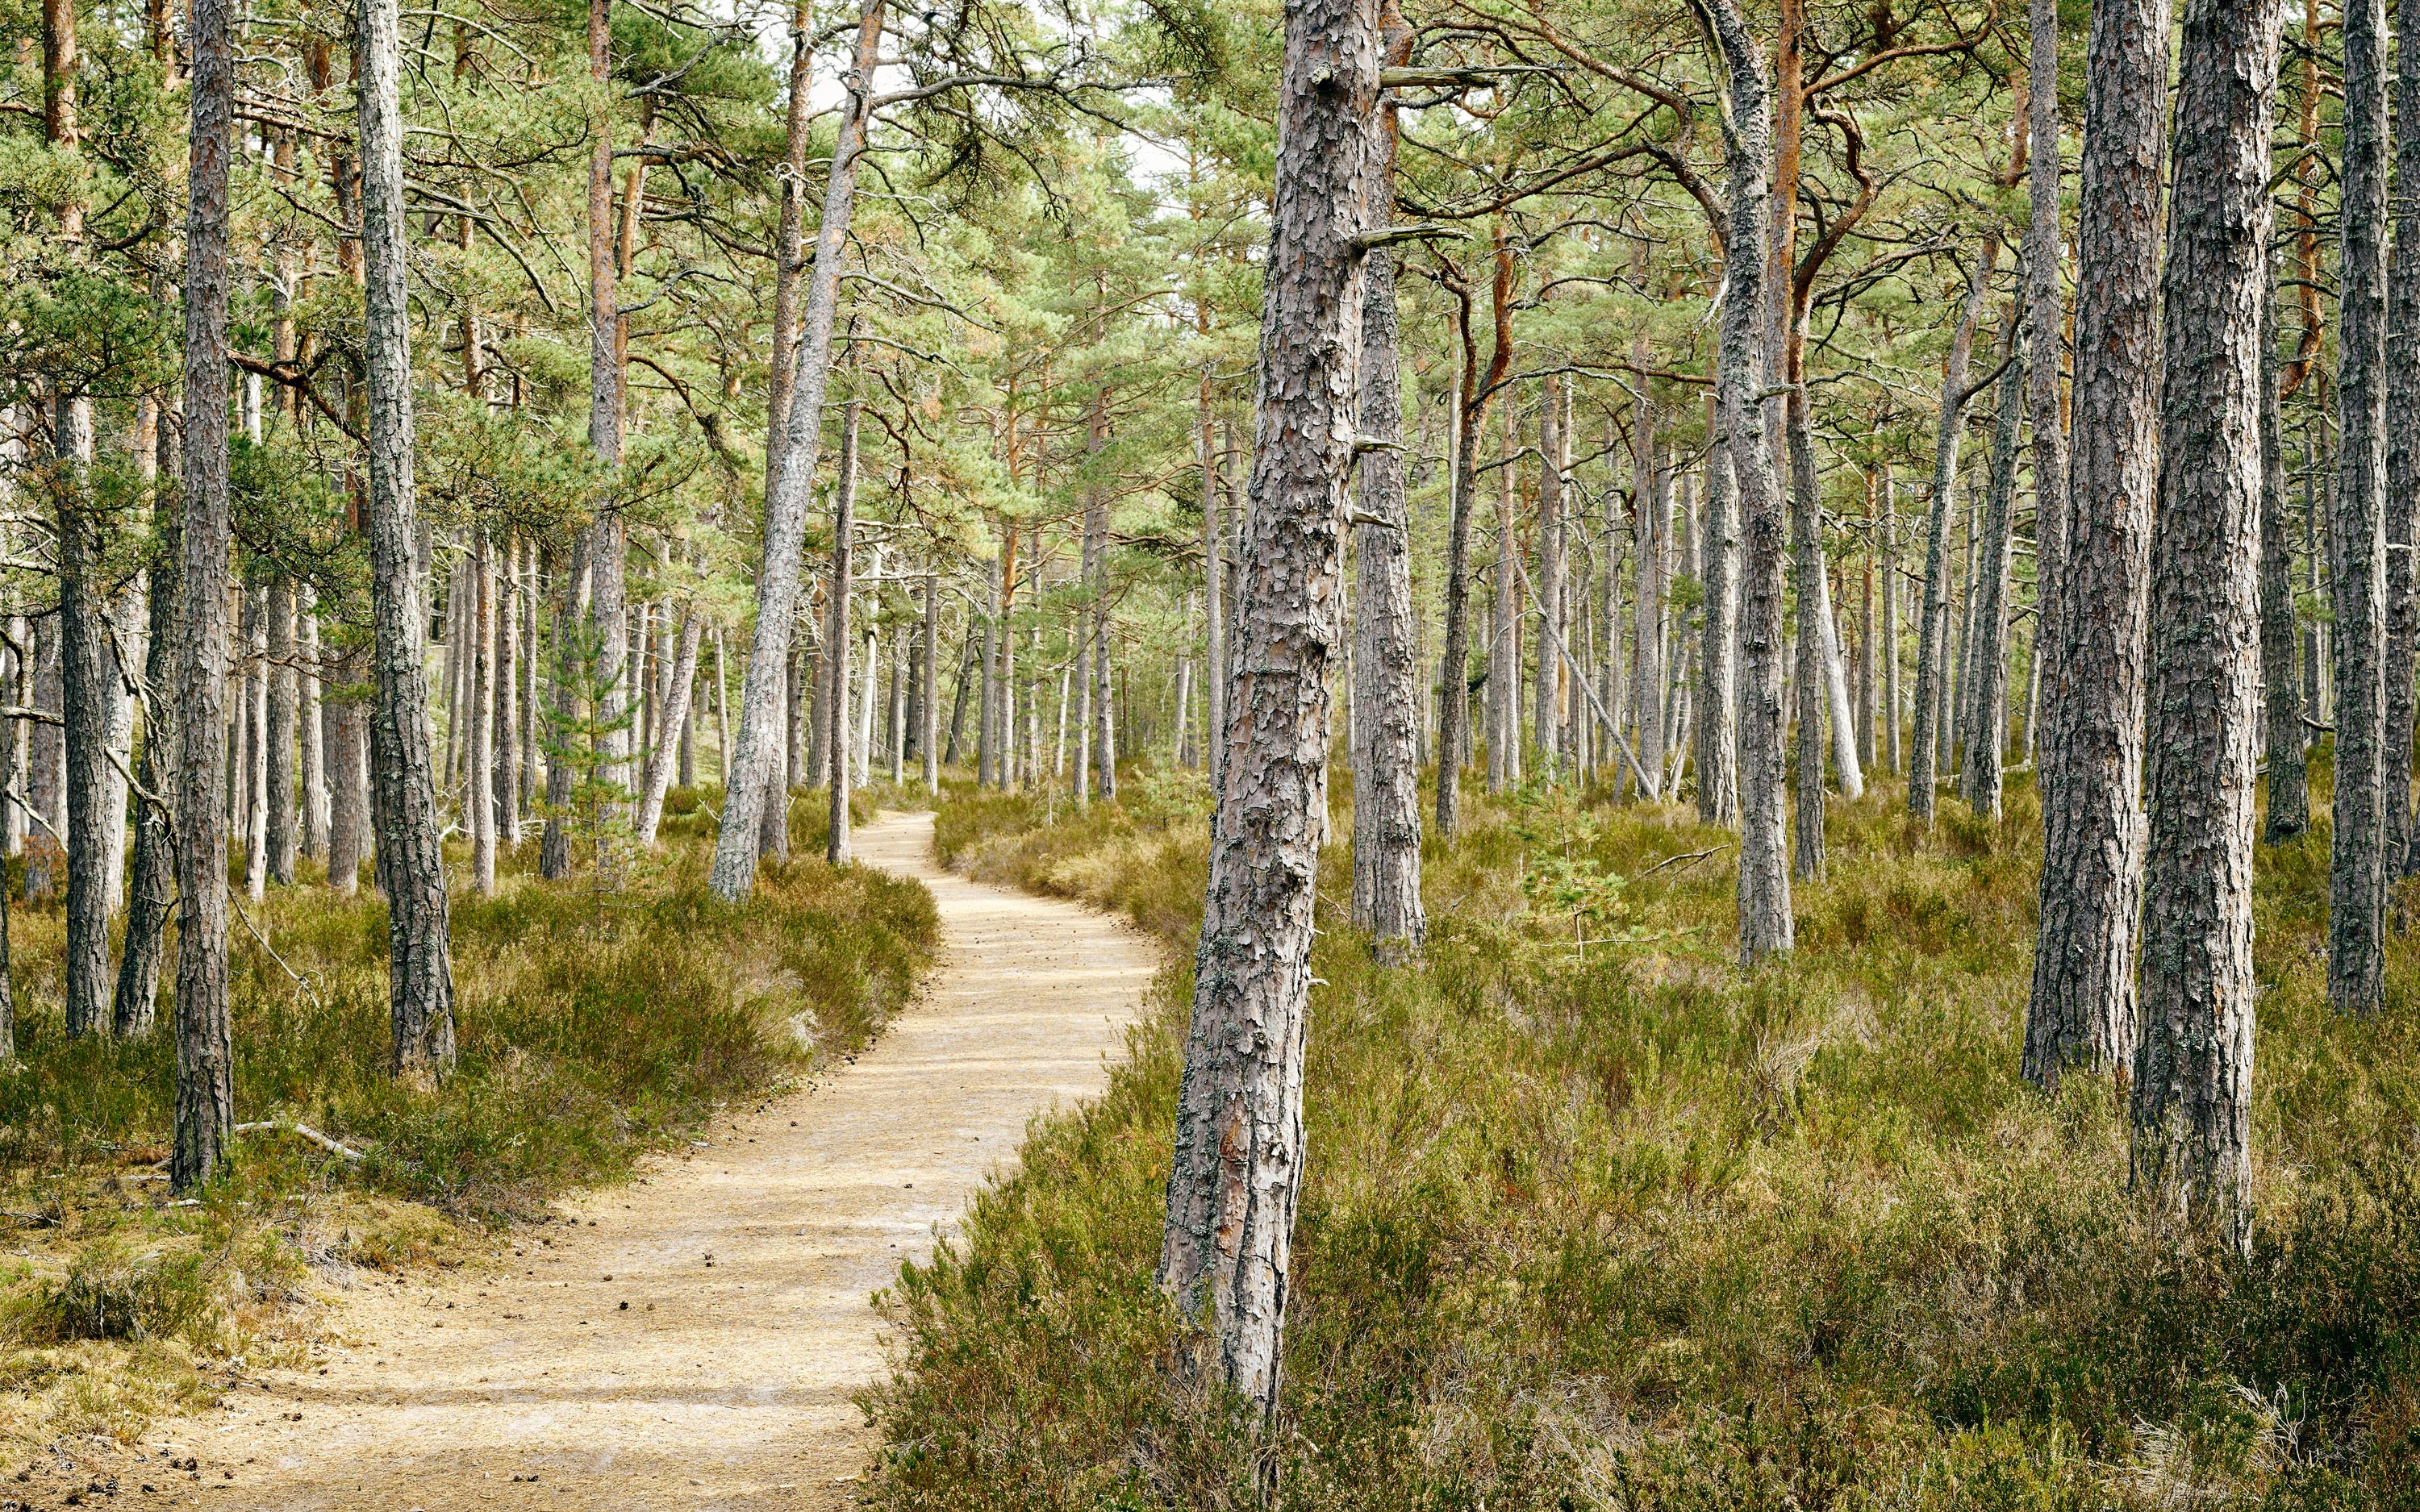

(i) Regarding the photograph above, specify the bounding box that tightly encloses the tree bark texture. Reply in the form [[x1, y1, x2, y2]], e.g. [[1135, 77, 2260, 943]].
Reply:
[[2130, 0, 2277, 1247], [1697, 391, 1739, 824], [2260, 273, 2309, 841], [1350, 246, 1425, 956], [2027, 0, 2165, 1084], [173, 0, 236, 1190], [116, 525, 180, 1039], [1157, 0, 1375, 1425], [2331, 0, 2390, 1015], [2382, 0, 2420, 874], [1788, 400, 1825, 879], [2026, 0, 2069, 663], [266, 575, 297, 885], [1697, 0, 1792, 961], [1962, 330, 2025, 821], [361, 0, 457, 1076], [827, 398, 860, 868]]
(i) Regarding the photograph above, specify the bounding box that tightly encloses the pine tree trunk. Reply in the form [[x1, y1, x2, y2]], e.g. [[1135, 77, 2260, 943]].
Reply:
[[1350, 242, 1425, 956], [469, 537, 496, 896], [1158, 0, 1374, 1423], [2332, 0, 2392, 1014], [921, 573, 940, 793], [1909, 245, 1994, 822], [301, 588, 328, 857], [57, 430, 115, 1036], [494, 541, 519, 846], [2027, 0, 2167, 1083], [1788, 400, 1825, 878], [826, 398, 860, 868], [540, 535, 584, 879], [116, 522, 180, 1038], [1535, 373, 1565, 776], [173, 0, 236, 1189], [2131, 0, 2277, 1247], [2026, 0, 2070, 679], [709, 0, 884, 900], [360, 0, 457, 1075], [265, 575, 297, 884], [1697, 390, 1740, 824], [1701, 0, 1792, 960], [1963, 330, 2026, 821], [1635, 403, 1667, 798], [2382, 6, 2420, 874], [1881, 466, 1903, 773], [2260, 273, 2309, 841]]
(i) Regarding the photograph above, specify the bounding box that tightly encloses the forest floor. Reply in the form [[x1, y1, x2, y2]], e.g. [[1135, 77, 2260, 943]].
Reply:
[[39, 810, 1155, 1512]]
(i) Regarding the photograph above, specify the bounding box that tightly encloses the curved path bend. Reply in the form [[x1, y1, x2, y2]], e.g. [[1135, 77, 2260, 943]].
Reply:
[[169, 810, 1153, 1511]]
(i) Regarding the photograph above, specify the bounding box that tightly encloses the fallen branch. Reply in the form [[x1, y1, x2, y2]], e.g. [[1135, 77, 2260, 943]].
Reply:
[[1638, 843, 1734, 878], [234, 1121, 366, 1163]]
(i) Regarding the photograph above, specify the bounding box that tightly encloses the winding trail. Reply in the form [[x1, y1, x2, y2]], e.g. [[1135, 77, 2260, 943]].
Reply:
[[175, 810, 1154, 1510]]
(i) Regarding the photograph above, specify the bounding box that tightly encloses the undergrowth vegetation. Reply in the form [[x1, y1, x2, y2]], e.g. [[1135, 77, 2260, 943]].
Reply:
[[0, 788, 932, 1445], [872, 762, 2420, 1510]]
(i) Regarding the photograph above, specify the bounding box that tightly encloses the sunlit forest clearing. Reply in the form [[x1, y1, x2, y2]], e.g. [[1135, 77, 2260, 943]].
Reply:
[[4, 0, 2418, 1495]]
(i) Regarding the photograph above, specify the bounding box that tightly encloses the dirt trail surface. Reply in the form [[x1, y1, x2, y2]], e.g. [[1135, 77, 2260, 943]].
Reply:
[[151, 810, 1154, 1511]]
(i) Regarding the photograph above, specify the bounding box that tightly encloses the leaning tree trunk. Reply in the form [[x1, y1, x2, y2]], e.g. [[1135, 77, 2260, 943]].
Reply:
[[634, 608, 703, 847], [1698, 0, 1792, 961], [2260, 273, 2309, 841], [1350, 241, 1425, 956], [2131, 0, 2278, 1249], [2331, 0, 2391, 1015], [360, 0, 456, 1075], [2383, 2, 2420, 874], [1962, 327, 2026, 821], [115, 517, 182, 1038], [710, 0, 883, 900], [1697, 389, 1739, 825], [1909, 244, 1993, 823], [2027, 0, 2167, 1083], [173, 0, 236, 1191], [1157, 0, 1375, 1427]]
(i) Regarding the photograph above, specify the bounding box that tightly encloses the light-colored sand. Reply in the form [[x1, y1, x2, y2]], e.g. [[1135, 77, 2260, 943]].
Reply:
[[167, 810, 1154, 1510]]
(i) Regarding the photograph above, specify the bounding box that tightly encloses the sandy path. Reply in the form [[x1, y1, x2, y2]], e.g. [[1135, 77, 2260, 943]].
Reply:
[[166, 810, 1154, 1511]]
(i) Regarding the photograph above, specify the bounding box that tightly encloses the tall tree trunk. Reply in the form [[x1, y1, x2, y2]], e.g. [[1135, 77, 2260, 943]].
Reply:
[[921, 573, 940, 793], [116, 516, 181, 1038], [710, 0, 885, 899], [1200, 372, 1227, 796], [2261, 272, 2309, 841], [1909, 244, 1995, 821], [361, 0, 457, 1074], [2027, 0, 2167, 1083], [1699, 0, 1792, 961], [1963, 327, 2026, 820], [58, 436, 114, 1036], [1635, 401, 1667, 797], [266, 575, 298, 884], [826, 398, 861, 867], [494, 541, 519, 846], [469, 539, 496, 895], [2026, 0, 2070, 675], [1350, 235, 1425, 956], [1881, 466, 1903, 773], [2331, 0, 2392, 1014], [173, 0, 236, 1189], [1697, 389, 1739, 824], [2383, 0, 2420, 874], [1535, 373, 1565, 776], [2131, 0, 2278, 1248], [301, 589, 328, 857], [1789, 399, 1826, 877], [540, 535, 584, 879], [1157, 0, 1374, 1425]]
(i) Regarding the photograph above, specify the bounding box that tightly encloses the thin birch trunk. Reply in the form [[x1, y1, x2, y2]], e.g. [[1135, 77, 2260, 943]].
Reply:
[[1909, 245, 1994, 821]]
